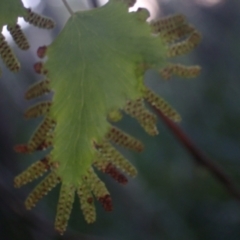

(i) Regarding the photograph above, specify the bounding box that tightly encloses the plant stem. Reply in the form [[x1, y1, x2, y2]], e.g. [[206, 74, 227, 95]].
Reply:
[[62, 0, 74, 15], [91, 0, 99, 8], [153, 106, 240, 201]]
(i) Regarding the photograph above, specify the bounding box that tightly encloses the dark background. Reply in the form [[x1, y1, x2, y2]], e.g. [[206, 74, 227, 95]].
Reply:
[[0, 0, 240, 239]]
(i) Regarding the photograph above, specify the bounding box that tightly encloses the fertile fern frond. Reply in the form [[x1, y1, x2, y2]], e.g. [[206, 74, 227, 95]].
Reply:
[[15, 0, 201, 234]]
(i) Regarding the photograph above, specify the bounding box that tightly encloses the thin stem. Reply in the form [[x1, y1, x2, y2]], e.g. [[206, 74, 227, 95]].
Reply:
[[91, 0, 99, 8], [62, 0, 74, 15], [153, 106, 240, 201]]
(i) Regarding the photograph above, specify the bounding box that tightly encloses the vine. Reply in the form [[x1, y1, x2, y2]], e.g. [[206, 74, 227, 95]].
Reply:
[[0, 0, 238, 236], [62, 0, 74, 15]]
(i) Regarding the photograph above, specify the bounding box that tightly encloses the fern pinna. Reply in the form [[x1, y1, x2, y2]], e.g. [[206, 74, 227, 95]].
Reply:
[[14, 0, 201, 234]]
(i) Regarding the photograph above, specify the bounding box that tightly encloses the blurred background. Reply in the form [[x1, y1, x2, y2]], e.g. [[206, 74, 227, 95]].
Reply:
[[0, 0, 240, 239]]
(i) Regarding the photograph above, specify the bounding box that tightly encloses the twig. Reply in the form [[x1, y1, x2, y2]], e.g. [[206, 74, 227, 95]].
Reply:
[[62, 0, 74, 15], [152, 106, 240, 201], [91, 0, 99, 8]]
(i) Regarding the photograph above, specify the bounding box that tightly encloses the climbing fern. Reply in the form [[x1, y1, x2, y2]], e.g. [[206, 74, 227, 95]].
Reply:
[[4, 0, 202, 234]]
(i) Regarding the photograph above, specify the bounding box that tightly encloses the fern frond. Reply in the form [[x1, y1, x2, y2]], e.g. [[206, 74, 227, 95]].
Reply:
[[15, 0, 201, 234]]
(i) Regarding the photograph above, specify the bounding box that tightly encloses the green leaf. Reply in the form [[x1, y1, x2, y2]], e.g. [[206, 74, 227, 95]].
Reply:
[[46, 0, 167, 184], [15, 0, 201, 234], [0, 0, 25, 27]]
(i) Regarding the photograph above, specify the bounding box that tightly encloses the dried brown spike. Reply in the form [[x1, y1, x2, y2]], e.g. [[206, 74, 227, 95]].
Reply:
[[105, 126, 144, 152], [93, 150, 129, 184], [14, 144, 29, 153], [55, 185, 75, 235], [150, 14, 186, 34], [77, 182, 96, 224], [7, 24, 30, 50], [98, 194, 113, 212], [160, 63, 201, 80], [167, 31, 201, 57], [0, 33, 20, 72], [34, 62, 48, 75], [124, 98, 158, 136], [14, 156, 51, 188], [24, 101, 52, 119], [25, 171, 60, 210], [37, 46, 47, 58], [24, 8, 55, 29], [25, 79, 51, 100], [105, 163, 128, 185], [144, 87, 181, 122], [84, 168, 113, 211]]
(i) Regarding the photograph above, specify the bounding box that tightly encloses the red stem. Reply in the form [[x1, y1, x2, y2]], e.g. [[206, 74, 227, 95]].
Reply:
[[153, 106, 240, 201]]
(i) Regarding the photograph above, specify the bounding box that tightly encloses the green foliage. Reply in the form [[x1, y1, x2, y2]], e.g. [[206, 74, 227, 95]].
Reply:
[[46, 0, 167, 184], [12, 0, 201, 234], [0, 0, 25, 26], [0, 0, 54, 75]]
